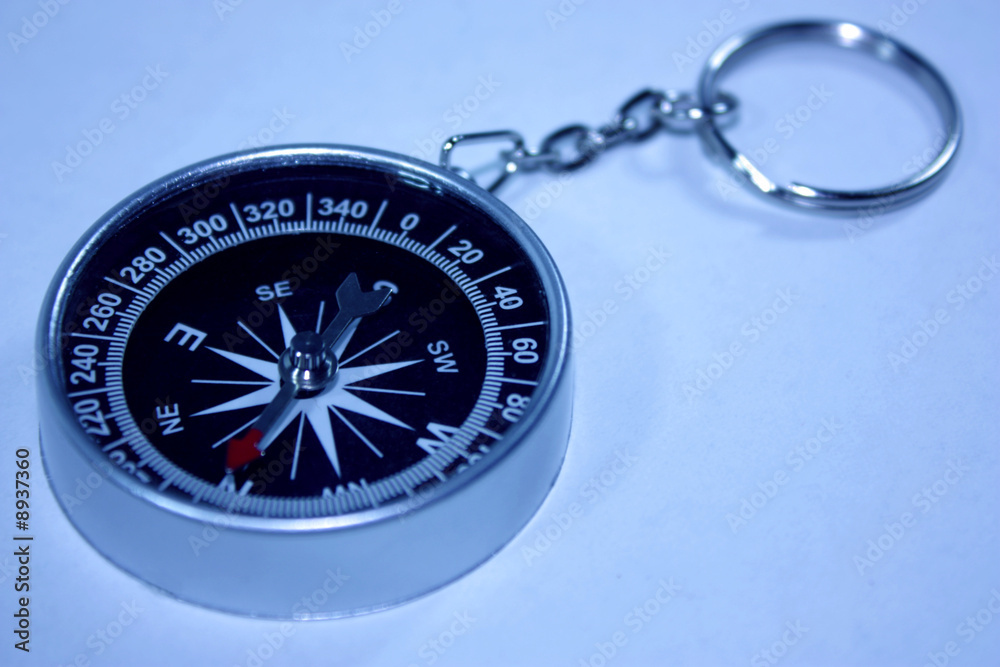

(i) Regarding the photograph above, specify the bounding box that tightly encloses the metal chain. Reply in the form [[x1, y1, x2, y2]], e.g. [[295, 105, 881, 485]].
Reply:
[[439, 88, 739, 192]]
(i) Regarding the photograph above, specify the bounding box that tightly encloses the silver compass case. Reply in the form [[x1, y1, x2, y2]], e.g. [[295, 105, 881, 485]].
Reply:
[[37, 146, 573, 618]]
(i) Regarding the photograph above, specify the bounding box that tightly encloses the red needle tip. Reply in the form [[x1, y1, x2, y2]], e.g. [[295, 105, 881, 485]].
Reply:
[[226, 429, 264, 471]]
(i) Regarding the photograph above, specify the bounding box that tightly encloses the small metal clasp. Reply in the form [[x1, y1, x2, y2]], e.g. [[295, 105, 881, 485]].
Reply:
[[440, 91, 736, 191], [439, 20, 961, 212], [440, 130, 535, 193]]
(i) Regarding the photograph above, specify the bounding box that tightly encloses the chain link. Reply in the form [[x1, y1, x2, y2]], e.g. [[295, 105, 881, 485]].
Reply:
[[439, 88, 739, 192]]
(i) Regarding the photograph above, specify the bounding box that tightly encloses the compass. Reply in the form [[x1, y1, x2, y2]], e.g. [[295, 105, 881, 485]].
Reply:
[[38, 146, 572, 618], [38, 19, 962, 620]]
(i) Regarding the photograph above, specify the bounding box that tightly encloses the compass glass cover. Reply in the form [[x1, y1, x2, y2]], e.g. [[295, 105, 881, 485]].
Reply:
[[52, 154, 555, 521]]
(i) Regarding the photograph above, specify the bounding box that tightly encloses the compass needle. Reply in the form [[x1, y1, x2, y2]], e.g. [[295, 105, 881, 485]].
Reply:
[[223, 273, 393, 470], [330, 317, 360, 359]]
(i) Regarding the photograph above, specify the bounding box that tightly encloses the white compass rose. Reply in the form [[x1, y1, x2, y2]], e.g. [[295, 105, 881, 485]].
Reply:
[[191, 303, 422, 479]]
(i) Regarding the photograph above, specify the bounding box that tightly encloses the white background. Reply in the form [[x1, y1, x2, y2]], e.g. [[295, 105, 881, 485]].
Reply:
[[2, 0, 998, 665]]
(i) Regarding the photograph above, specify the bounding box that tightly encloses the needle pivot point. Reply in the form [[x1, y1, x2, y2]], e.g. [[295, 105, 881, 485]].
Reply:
[[279, 330, 338, 392]]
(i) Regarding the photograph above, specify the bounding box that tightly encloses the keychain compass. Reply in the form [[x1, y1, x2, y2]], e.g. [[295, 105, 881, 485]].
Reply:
[[39, 146, 572, 618], [37, 21, 960, 618]]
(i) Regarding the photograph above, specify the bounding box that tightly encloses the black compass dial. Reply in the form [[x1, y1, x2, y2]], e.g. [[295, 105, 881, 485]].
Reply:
[[55, 158, 552, 518]]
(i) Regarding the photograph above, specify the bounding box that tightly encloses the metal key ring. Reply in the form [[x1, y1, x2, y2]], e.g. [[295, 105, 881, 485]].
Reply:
[[697, 20, 962, 212]]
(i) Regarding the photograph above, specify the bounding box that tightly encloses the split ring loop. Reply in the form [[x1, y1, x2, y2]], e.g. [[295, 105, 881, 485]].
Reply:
[[697, 20, 962, 211]]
